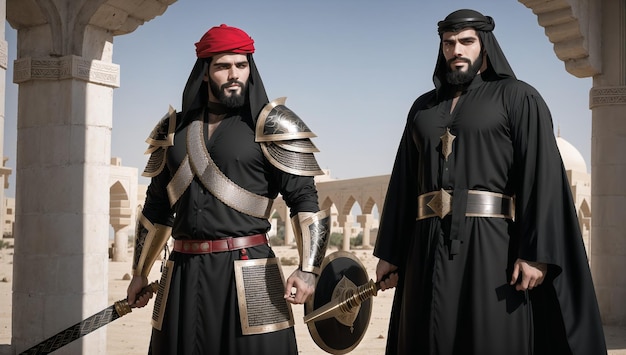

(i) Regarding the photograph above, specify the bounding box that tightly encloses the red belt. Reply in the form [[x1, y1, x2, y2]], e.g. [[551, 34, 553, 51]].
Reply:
[[172, 234, 268, 254]]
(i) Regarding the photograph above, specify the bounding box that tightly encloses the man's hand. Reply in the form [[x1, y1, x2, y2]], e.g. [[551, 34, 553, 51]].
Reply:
[[284, 268, 316, 304], [127, 275, 152, 308], [376, 259, 399, 291], [510, 258, 547, 291]]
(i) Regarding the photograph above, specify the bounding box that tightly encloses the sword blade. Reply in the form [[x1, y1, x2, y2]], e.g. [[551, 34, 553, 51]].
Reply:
[[19, 305, 121, 355], [19, 281, 159, 355]]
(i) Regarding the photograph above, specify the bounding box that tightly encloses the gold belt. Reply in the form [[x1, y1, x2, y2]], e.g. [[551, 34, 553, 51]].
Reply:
[[417, 189, 514, 220]]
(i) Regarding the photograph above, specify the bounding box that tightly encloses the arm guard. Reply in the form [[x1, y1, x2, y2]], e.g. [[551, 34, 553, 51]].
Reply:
[[291, 209, 331, 275], [132, 212, 172, 277]]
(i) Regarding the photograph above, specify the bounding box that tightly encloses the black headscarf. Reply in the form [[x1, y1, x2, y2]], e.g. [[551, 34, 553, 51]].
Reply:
[[433, 9, 516, 95], [178, 53, 269, 131]]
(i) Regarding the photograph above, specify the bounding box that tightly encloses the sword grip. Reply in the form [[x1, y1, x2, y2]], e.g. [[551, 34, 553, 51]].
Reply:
[[374, 271, 398, 291], [114, 280, 159, 316]]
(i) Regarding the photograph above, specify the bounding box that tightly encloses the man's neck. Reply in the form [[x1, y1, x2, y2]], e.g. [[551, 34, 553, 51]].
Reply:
[[207, 100, 228, 115]]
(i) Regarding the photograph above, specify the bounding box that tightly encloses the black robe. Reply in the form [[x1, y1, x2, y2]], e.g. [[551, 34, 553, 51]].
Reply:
[[374, 75, 607, 355], [142, 110, 319, 355]]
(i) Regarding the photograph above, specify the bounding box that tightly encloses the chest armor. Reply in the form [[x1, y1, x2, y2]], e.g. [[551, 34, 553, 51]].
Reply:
[[141, 98, 324, 218]]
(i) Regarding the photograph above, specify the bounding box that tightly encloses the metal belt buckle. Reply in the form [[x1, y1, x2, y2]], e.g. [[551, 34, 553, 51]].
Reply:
[[427, 189, 453, 218]]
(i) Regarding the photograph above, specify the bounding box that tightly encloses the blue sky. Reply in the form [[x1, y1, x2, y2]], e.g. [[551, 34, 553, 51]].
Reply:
[[3, 0, 592, 197]]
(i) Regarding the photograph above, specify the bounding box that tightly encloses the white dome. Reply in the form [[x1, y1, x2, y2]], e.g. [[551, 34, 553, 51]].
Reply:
[[556, 136, 587, 173]]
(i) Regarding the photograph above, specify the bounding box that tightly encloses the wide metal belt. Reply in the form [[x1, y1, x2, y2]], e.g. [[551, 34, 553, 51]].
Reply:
[[417, 189, 514, 220], [172, 234, 268, 254]]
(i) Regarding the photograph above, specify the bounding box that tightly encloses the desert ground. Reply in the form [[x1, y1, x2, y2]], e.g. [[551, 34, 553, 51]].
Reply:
[[1, 239, 624, 354]]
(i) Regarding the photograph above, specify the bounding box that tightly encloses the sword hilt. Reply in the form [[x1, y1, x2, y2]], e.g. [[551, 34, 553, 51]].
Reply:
[[338, 279, 378, 314], [114, 280, 159, 316]]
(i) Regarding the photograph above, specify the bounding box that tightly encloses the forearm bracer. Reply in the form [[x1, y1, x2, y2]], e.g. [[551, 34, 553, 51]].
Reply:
[[291, 209, 331, 275], [132, 212, 172, 277]]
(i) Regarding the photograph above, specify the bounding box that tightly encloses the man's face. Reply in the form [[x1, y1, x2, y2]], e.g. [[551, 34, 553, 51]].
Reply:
[[441, 28, 484, 85], [206, 52, 250, 108]]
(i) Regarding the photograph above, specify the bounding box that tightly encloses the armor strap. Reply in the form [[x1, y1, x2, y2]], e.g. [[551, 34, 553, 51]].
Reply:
[[164, 119, 273, 218], [132, 212, 172, 277], [166, 155, 194, 207], [292, 209, 331, 275]]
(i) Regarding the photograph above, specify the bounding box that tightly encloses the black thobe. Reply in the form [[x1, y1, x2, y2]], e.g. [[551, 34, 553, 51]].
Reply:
[[142, 110, 319, 355], [374, 75, 607, 355]]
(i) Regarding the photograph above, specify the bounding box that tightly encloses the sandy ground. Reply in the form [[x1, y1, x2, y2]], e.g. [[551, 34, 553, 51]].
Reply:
[[1, 240, 624, 354]]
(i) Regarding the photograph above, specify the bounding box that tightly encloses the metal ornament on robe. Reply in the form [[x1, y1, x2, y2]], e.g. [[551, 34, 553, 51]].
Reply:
[[18, 281, 159, 355], [441, 127, 456, 161], [426, 188, 453, 219], [304, 251, 375, 355]]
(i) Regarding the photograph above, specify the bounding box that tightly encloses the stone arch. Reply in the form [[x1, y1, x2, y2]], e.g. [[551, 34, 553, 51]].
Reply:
[[519, 0, 600, 77], [320, 196, 334, 211], [109, 180, 131, 261], [110, 180, 130, 226], [579, 198, 591, 218], [362, 196, 377, 215]]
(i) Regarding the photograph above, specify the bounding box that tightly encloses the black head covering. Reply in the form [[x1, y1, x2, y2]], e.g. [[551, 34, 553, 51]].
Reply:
[[178, 53, 269, 131], [432, 9, 516, 94]]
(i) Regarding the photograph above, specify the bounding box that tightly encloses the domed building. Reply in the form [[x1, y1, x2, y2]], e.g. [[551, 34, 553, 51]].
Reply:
[[556, 135, 592, 261]]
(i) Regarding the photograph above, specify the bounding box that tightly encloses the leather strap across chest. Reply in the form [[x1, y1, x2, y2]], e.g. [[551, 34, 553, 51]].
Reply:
[[166, 120, 273, 219]]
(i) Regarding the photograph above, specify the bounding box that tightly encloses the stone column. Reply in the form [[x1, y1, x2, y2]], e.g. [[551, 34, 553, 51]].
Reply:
[[357, 214, 373, 248], [0, 1, 7, 241], [11, 51, 118, 355], [589, 0, 626, 326], [337, 214, 353, 251], [6, 1, 175, 353], [8, 9, 120, 354], [112, 226, 130, 262]]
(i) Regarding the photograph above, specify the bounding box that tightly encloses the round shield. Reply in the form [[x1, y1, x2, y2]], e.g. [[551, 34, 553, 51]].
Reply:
[[304, 251, 373, 354]]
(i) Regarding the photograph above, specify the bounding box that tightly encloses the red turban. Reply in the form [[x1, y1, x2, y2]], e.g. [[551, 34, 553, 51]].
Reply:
[[195, 24, 255, 58]]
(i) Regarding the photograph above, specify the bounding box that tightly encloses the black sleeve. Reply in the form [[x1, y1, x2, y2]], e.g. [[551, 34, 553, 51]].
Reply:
[[141, 165, 175, 226], [373, 97, 424, 267], [276, 171, 320, 218]]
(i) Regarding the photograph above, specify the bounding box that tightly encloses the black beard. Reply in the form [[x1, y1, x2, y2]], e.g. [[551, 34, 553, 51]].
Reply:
[[445, 54, 483, 86], [209, 78, 247, 108]]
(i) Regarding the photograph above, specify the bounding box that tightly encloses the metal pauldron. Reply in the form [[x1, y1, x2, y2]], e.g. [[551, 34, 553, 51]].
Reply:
[[132, 212, 172, 277], [142, 106, 176, 178], [256, 97, 324, 176], [291, 209, 331, 275]]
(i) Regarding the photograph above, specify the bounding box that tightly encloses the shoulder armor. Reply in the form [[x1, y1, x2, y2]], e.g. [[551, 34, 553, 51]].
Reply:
[[142, 106, 177, 178], [255, 97, 324, 176]]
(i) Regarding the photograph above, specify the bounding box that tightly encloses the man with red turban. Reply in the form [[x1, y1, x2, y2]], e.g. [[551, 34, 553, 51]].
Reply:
[[126, 24, 330, 354]]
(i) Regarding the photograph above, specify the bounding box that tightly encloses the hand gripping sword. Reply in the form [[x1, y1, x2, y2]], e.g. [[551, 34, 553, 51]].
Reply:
[[18, 281, 159, 355]]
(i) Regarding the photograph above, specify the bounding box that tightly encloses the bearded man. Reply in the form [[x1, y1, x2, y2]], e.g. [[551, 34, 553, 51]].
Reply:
[[126, 24, 330, 355], [373, 9, 607, 355]]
